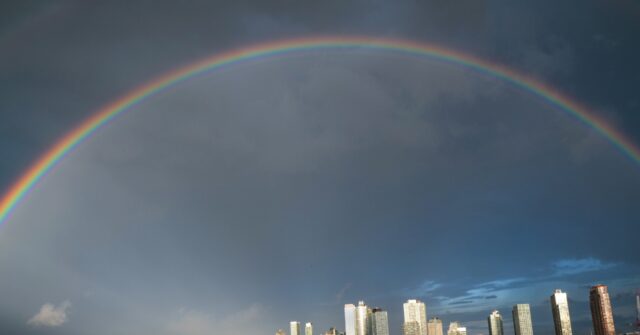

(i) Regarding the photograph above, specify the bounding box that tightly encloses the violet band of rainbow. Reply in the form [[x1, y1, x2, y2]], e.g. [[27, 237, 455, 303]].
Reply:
[[1, 36, 638, 227]]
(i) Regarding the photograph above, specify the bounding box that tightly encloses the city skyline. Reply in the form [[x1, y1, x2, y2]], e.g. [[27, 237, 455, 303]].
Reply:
[[281, 286, 639, 335]]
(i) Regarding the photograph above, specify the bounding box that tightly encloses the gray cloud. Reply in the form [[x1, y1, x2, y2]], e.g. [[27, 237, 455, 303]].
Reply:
[[166, 304, 265, 335]]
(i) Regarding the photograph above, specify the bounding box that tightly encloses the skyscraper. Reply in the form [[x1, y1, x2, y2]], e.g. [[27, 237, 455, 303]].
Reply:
[[513, 304, 534, 335], [428, 317, 444, 335], [403, 322, 420, 335], [277, 329, 287, 335], [551, 289, 573, 335], [345, 304, 356, 335], [590, 284, 616, 335], [306, 322, 314, 335], [291, 321, 302, 335], [371, 308, 389, 335], [636, 290, 640, 330], [403, 299, 428, 335], [356, 301, 370, 335], [488, 310, 504, 335], [345, 301, 369, 335], [447, 322, 467, 335]]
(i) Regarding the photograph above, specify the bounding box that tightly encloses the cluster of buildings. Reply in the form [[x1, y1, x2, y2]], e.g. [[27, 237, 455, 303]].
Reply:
[[278, 284, 640, 335]]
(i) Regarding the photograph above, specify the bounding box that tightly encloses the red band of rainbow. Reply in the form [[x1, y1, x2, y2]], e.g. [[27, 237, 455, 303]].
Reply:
[[1, 36, 638, 227]]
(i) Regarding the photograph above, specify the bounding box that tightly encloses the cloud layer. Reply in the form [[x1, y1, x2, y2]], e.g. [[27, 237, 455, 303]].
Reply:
[[0, 1, 638, 335]]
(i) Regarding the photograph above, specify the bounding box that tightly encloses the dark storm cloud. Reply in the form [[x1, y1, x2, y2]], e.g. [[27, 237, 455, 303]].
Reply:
[[0, 1, 639, 335]]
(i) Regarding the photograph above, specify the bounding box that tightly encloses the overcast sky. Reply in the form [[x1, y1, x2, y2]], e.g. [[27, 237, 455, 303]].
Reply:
[[0, 1, 639, 335]]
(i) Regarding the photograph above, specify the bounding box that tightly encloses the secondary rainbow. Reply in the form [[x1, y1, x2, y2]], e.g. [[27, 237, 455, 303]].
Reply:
[[1, 36, 638, 226]]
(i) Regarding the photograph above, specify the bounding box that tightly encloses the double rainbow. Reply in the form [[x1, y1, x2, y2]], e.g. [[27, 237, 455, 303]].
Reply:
[[1, 36, 638, 226]]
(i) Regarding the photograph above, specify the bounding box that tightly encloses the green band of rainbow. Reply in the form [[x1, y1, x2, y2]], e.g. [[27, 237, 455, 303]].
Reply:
[[1, 36, 638, 226]]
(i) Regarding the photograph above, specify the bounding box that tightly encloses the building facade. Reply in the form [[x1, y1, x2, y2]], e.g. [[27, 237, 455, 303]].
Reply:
[[291, 321, 302, 335], [325, 327, 345, 335], [306, 322, 314, 335], [371, 308, 389, 335], [345, 301, 369, 335], [636, 291, 640, 329], [276, 329, 286, 335], [403, 299, 428, 335], [590, 285, 616, 335], [513, 304, 534, 335], [356, 301, 370, 335], [345, 304, 356, 335], [551, 289, 573, 335], [488, 310, 504, 335], [447, 322, 467, 335], [427, 317, 443, 335]]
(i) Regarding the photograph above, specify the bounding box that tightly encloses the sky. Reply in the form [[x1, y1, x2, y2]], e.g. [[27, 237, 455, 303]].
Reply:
[[0, 1, 639, 335]]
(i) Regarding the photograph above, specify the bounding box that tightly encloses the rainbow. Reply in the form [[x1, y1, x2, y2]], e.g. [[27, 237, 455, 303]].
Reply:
[[1, 36, 638, 226]]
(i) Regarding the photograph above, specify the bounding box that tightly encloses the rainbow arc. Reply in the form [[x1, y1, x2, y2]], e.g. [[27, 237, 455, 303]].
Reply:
[[1, 36, 638, 226]]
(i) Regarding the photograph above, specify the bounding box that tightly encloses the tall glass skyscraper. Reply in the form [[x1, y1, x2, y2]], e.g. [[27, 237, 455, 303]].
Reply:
[[512, 304, 534, 335], [291, 321, 302, 335], [356, 301, 370, 335], [590, 285, 616, 335], [403, 299, 428, 335], [551, 289, 573, 335], [371, 308, 389, 335], [345, 301, 369, 335], [488, 310, 504, 335], [345, 304, 356, 335], [306, 322, 314, 335], [428, 317, 443, 335]]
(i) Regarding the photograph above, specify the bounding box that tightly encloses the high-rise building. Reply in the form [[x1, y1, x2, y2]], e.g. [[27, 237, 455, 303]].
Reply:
[[404, 322, 421, 335], [403, 299, 428, 335], [325, 327, 342, 335], [590, 285, 616, 335], [488, 310, 504, 335], [277, 329, 287, 335], [345, 304, 357, 335], [291, 321, 302, 335], [356, 301, 370, 335], [447, 322, 467, 335], [428, 317, 444, 335], [513, 304, 534, 335], [636, 290, 640, 329], [346, 301, 369, 335], [551, 289, 573, 335], [306, 322, 314, 335], [371, 308, 389, 335]]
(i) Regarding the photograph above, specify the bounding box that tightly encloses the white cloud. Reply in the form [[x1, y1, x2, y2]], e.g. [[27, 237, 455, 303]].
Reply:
[[405, 280, 443, 297], [27, 300, 71, 327], [476, 277, 528, 289], [552, 257, 618, 276]]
